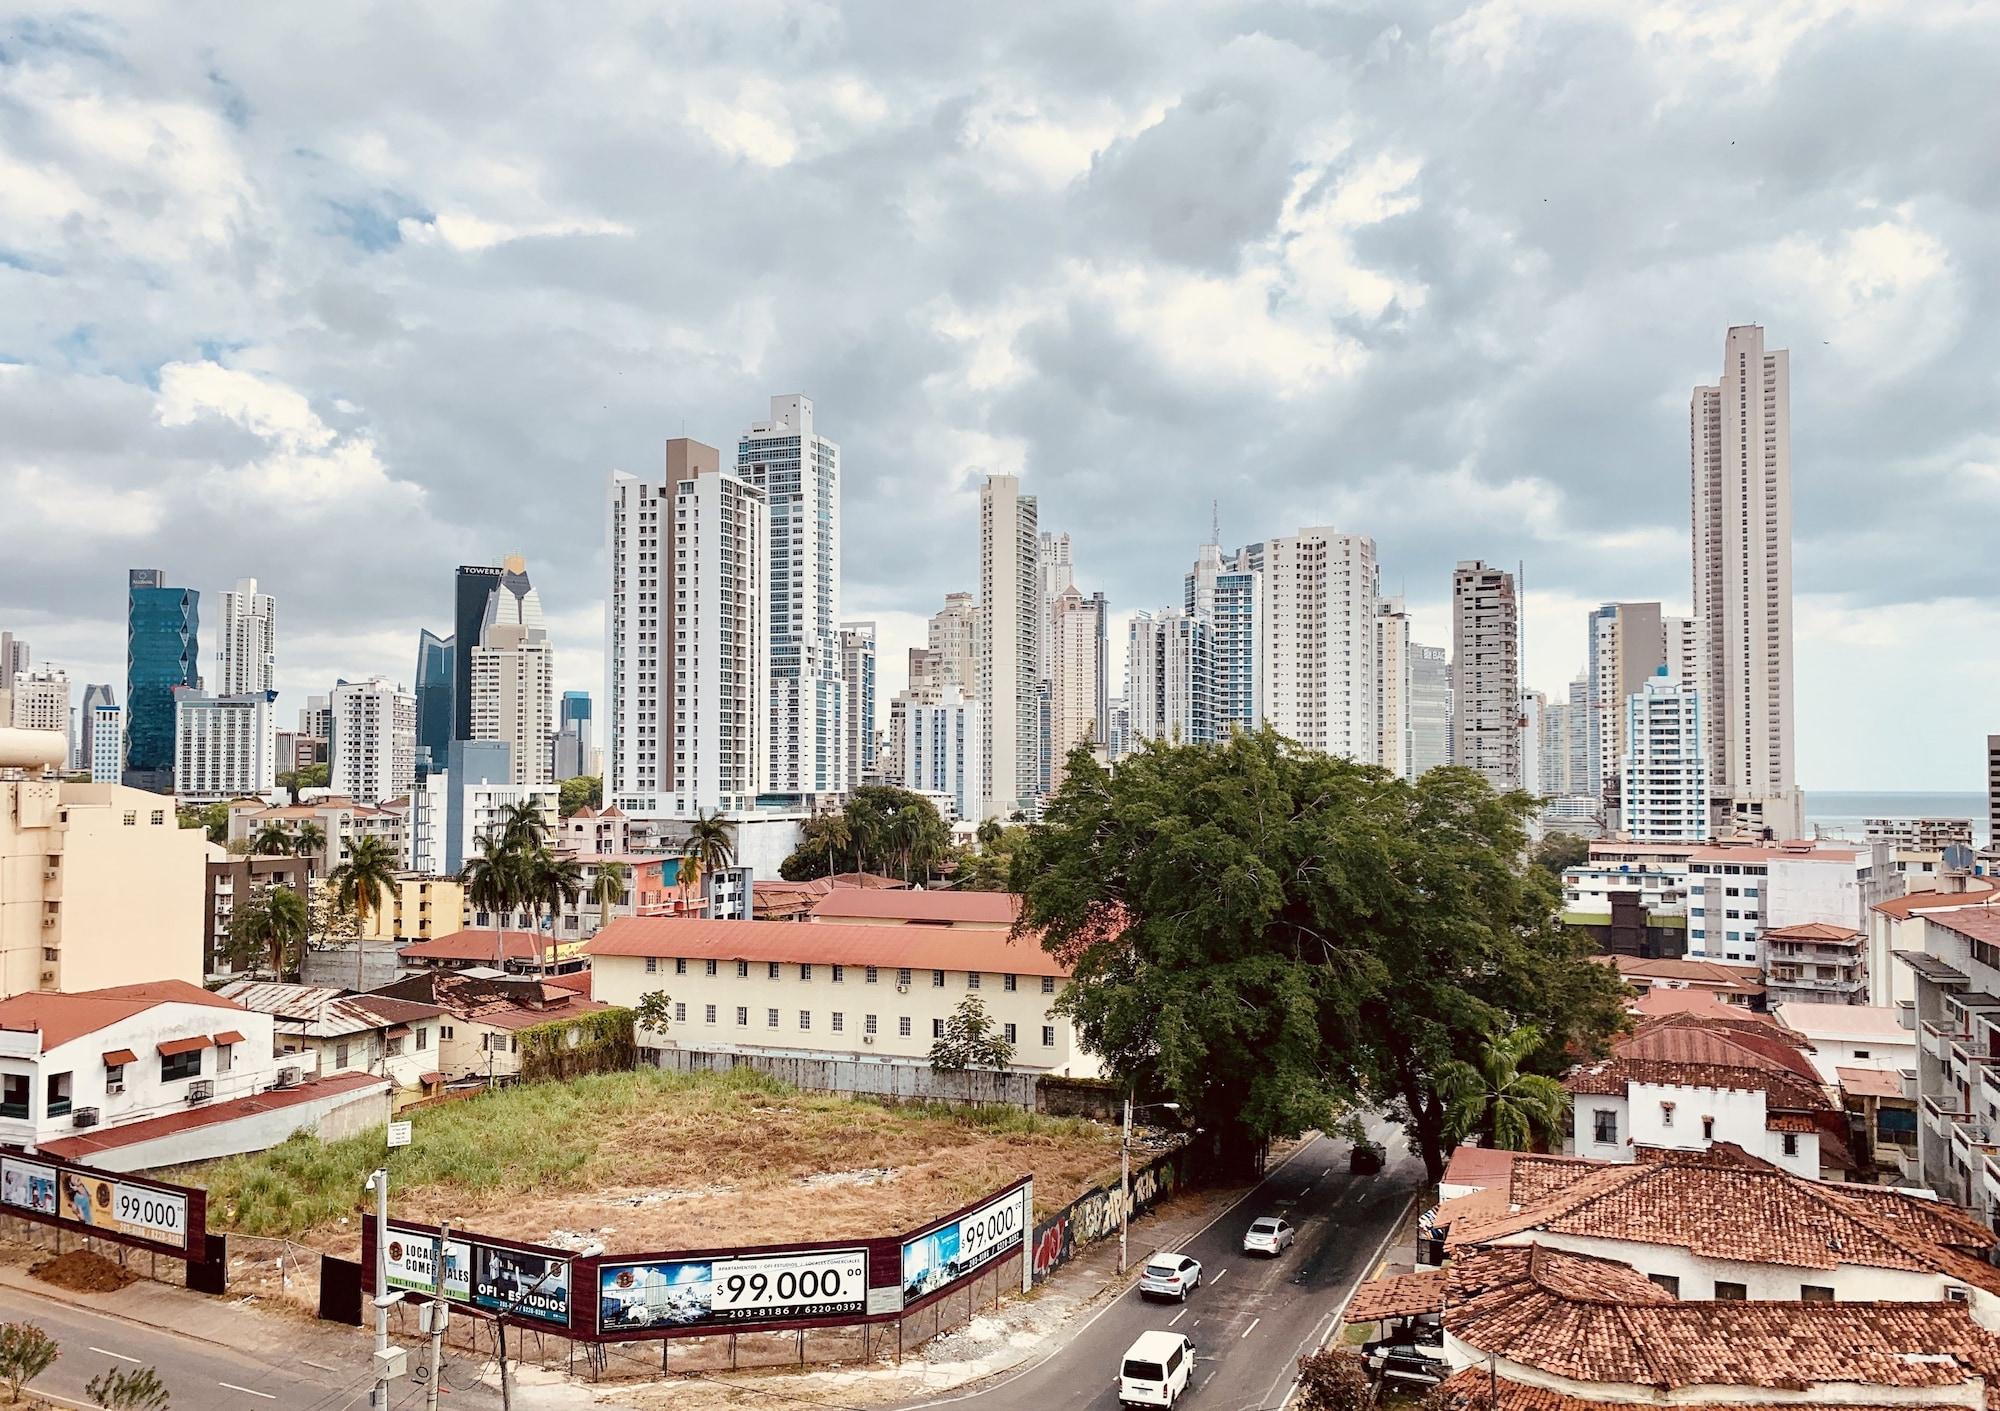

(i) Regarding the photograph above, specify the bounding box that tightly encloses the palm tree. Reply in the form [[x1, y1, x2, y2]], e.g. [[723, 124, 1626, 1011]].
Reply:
[[681, 811, 737, 904], [250, 822, 293, 857], [460, 831, 519, 922], [816, 813, 854, 884], [293, 821, 327, 879], [498, 798, 550, 854], [590, 860, 628, 931], [1437, 1024, 1572, 1153], [260, 883, 308, 979], [527, 848, 584, 974], [329, 835, 399, 991]]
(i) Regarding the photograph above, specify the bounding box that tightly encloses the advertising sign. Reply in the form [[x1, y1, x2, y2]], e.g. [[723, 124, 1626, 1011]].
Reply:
[[1, 1156, 188, 1250], [473, 1244, 571, 1327], [901, 1189, 1024, 1302], [598, 1247, 868, 1334], [384, 1226, 473, 1299]]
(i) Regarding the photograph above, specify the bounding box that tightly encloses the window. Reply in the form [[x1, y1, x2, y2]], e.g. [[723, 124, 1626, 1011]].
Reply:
[[769, 962, 782, 980], [832, 965, 845, 984], [832, 1012, 844, 1032], [1701, 1116, 1714, 1140], [104, 1062, 125, 1087], [800, 964, 812, 981], [674, 958, 688, 975], [967, 972, 981, 990], [1004, 1023, 1017, 1044], [767, 1008, 780, 1028], [1041, 976, 1056, 994], [44, 1072, 72, 1118], [705, 959, 718, 976], [897, 968, 912, 987], [1801, 1285, 1834, 1302], [646, 957, 658, 974], [932, 969, 945, 988], [1660, 1102, 1674, 1128], [1648, 1274, 1680, 1296], [737, 960, 749, 978], [441, 1025, 454, 1040], [704, 1004, 717, 1024], [1004, 974, 1017, 992], [1781, 1132, 1800, 1157], [1592, 1109, 1618, 1145], [1715, 1281, 1747, 1300], [0, 1075, 25, 1119], [932, 1018, 945, 1038], [865, 1014, 878, 1035], [899, 1017, 912, 1038], [163, 1049, 203, 1082], [675, 1002, 687, 1023], [1853, 1049, 1870, 1059], [1041, 1026, 1055, 1047], [866, 966, 879, 984], [798, 1010, 811, 1031], [384, 1037, 403, 1058], [736, 1007, 748, 1026], [415, 1028, 428, 1052]]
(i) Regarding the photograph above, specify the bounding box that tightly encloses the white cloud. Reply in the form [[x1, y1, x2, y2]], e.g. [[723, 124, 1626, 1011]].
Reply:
[[1758, 214, 1959, 382], [1, 464, 162, 539], [399, 211, 633, 252]]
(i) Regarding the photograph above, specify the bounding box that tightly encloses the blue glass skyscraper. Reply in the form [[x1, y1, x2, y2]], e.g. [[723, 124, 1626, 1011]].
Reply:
[[414, 628, 455, 775], [124, 568, 200, 792]]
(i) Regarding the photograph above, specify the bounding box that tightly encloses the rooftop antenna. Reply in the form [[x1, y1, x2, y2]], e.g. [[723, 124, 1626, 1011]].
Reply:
[[1210, 499, 1220, 548]]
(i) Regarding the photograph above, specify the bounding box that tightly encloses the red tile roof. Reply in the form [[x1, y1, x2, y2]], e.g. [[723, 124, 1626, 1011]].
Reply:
[[1345, 1268, 1447, 1321], [0, 981, 248, 1052], [399, 930, 554, 964], [811, 890, 1019, 925], [1837, 1066, 1906, 1099], [543, 969, 592, 995], [474, 995, 608, 1031], [1441, 1144, 1522, 1190], [1927, 908, 2000, 945], [1873, 886, 1997, 919], [41, 1071, 387, 1162], [1765, 921, 1864, 943], [582, 916, 1071, 977], [1606, 955, 1765, 992], [1435, 1367, 1965, 1411]]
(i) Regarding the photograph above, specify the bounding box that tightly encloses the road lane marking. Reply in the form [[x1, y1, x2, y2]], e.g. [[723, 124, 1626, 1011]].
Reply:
[[1210, 1268, 1226, 1284], [1168, 1309, 1187, 1327], [89, 1347, 140, 1363], [1270, 1187, 1420, 1411], [1240, 1317, 1260, 1339], [217, 1383, 277, 1400]]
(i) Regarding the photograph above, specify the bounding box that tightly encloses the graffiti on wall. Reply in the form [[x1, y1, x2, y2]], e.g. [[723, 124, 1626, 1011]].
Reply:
[[1030, 1148, 1185, 1285]]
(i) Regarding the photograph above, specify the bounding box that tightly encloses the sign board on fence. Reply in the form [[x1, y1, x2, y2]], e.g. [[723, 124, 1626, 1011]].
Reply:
[[386, 1120, 412, 1149], [384, 1226, 472, 1299], [1, 1155, 188, 1250], [598, 1247, 868, 1334], [473, 1245, 571, 1326], [900, 1188, 1024, 1302]]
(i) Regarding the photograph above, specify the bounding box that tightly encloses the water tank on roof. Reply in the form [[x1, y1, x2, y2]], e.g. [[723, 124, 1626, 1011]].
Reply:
[[0, 728, 68, 771]]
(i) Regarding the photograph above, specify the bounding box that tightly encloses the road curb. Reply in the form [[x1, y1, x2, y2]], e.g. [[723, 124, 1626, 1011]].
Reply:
[[0, 1266, 318, 1359]]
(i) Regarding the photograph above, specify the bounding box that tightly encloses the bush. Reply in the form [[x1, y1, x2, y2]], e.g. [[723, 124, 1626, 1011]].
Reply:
[[0, 1322, 57, 1403], [1296, 1349, 1373, 1411]]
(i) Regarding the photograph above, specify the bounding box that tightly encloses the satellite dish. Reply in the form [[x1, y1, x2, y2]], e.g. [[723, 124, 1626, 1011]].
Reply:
[[1944, 843, 1976, 872]]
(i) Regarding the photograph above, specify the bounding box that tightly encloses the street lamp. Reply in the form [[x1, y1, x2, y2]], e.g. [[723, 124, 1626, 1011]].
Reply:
[[1120, 1099, 1180, 1276]]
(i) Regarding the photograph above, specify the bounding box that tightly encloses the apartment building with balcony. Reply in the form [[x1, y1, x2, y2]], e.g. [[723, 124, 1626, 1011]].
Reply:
[[1897, 904, 2000, 1226], [1762, 922, 1867, 1006]]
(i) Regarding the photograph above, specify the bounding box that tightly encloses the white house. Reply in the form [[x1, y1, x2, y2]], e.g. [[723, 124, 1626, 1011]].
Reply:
[[1772, 1002, 1915, 1083], [215, 981, 445, 1102]]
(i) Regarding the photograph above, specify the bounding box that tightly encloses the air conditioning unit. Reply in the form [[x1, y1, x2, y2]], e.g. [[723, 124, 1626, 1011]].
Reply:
[[106, 1082, 124, 1096], [43, 868, 58, 881], [273, 1068, 299, 1089], [41, 917, 56, 929], [862, 1035, 876, 1044], [186, 1080, 214, 1104], [895, 984, 910, 994], [72, 1108, 99, 1129]]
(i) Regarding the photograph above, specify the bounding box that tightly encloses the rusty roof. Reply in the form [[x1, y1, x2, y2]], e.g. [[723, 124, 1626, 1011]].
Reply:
[[582, 916, 1071, 977], [811, 889, 1019, 924], [41, 1071, 387, 1161], [0, 981, 247, 1052], [1345, 1268, 1447, 1321]]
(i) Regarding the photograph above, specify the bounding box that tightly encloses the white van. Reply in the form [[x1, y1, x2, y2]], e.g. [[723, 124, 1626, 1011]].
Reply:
[[1119, 1330, 1196, 1407]]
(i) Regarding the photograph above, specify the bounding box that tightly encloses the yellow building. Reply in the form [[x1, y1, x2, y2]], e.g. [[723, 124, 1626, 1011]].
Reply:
[[357, 874, 469, 942], [0, 731, 208, 997]]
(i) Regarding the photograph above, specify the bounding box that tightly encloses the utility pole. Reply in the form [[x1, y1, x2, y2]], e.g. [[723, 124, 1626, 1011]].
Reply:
[[1118, 1095, 1132, 1276], [425, 1220, 451, 1411], [370, 1166, 389, 1408]]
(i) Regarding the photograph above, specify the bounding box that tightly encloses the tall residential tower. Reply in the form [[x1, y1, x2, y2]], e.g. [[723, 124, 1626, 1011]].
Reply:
[[1451, 560, 1521, 791], [977, 474, 1039, 818]]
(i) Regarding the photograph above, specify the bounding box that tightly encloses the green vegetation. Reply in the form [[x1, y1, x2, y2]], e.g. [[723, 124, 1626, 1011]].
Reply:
[[0, 1321, 58, 1403], [781, 786, 951, 882], [1529, 830, 1591, 876], [1016, 730, 1627, 1181], [929, 995, 1015, 1073], [456, 799, 584, 970], [955, 823, 1029, 891], [220, 883, 308, 979], [516, 1007, 635, 1083], [1295, 1349, 1373, 1411], [85, 1365, 168, 1410], [1437, 1023, 1572, 1152], [558, 774, 602, 817], [175, 802, 229, 843], [678, 810, 737, 905]]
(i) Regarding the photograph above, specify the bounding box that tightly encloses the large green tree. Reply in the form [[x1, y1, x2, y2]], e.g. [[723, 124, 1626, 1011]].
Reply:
[[558, 775, 602, 818], [1015, 730, 1625, 1181], [778, 787, 947, 881]]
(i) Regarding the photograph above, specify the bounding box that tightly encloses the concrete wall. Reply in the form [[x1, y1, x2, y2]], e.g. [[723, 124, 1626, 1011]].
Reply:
[[90, 1081, 390, 1173], [653, 1046, 1039, 1108]]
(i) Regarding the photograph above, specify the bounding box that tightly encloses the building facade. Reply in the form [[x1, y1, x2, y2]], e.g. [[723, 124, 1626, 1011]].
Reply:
[[1127, 609, 1215, 747], [330, 676, 417, 806], [977, 474, 1039, 819], [901, 688, 984, 825], [1186, 543, 1263, 737], [1263, 528, 1378, 763], [1409, 642, 1453, 776], [173, 688, 280, 802], [87, 699, 122, 784], [1046, 587, 1107, 793], [553, 690, 592, 781], [214, 577, 276, 698], [413, 628, 454, 775], [10, 667, 70, 741], [1451, 560, 1521, 791], [839, 623, 876, 789], [1621, 668, 1708, 843], [124, 569, 200, 792], [1376, 597, 1414, 779], [673, 456, 768, 815], [468, 555, 554, 787], [451, 564, 503, 743]]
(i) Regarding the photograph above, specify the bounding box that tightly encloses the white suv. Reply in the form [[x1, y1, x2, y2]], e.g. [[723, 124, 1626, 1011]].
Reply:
[[1138, 1253, 1202, 1302], [1119, 1331, 1196, 1407]]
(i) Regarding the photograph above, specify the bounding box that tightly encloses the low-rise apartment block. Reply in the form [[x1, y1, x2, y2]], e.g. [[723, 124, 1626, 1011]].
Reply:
[[1897, 903, 2000, 1226]]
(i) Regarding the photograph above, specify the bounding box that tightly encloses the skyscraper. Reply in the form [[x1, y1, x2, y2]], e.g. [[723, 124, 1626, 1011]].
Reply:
[[554, 691, 593, 781], [0, 632, 28, 684], [452, 564, 504, 742], [174, 687, 279, 801], [738, 395, 845, 801], [977, 473, 1039, 819], [673, 454, 768, 813], [839, 623, 877, 788], [1588, 603, 1702, 825], [1264, 528, 1379, 763], [1186, 542, 1263, 736], [330, 676, 417, 805], [1692, 324, 1800, 838], [413, 629, 455, 774], [1376, 597, 1414, 780], [125, 569, 200, 792], [1408, 643, 1453, 776], [78, 683, 116, 777], [1046, 587, 1108, 794], [87, 698, 122, 784], [10, 666, 69, 735], [1127, 610, 1215, 747], [469, 555, 554, 787], [1037, 530, 1074, 692], [1623, 667, 1708, 843], [901, 688, 984, 824], [214, 577, 276, 696], [926, 592, 977, 691], [1451, 560, 1521, 791]]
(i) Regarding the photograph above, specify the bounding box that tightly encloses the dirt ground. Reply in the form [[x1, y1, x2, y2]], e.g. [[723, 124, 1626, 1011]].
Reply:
[[30, 1247, 138, 1293]]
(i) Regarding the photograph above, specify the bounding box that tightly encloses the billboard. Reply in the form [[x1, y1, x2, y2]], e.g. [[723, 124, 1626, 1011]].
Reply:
[[1, 1156, 188, 1251], [473, 1244, 571, 1326], [384, 1225, 471, 1300], [901, 1188, 1024, 1302], [598, 1247, 868, 1334]]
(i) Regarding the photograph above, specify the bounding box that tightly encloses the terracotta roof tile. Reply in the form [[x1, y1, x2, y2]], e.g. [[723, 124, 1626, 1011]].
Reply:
[[581, 916, 1070, 977], [1435, 1368, 1966, 1411], [811, 890, 1019, 925], [1872, 885, 1997, 919], [0, 981, 247, 1053], [1607, 955, 1765, 991], [1927, 909, 2000, 945], [399, 930, 555, 964], [1765, 922, 1866, 941], [1442, 1144, 1522, 1189], [1836, 1067, 1906, 1099], [1345, 1268, 1447, 1321]]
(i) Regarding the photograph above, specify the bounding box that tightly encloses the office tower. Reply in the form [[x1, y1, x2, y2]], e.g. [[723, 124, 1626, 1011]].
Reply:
[[78, 684, 115, 776], [1046, 587, 1108, 794], [673, 454, 768, 813], [1105, 697, 1132, 762], [977, 474, 1039, 818], [88, 699, 122, 783], [413, 629, 455, 773], [10, 666, 69, 735], [1038, 530, 1074, 688], [554, 690, 592, 781], [125, 569, 200, 792], [173, 687, 279, 801], [901, 687, 984, 824], [1376, 597, 1414, 780], [468, 555, 554, 787], [928, 592, 978, 690], [330, 676, 417, 805], [606, 442, 698, 809], [1565, 674, 1591, 796], [1692, 324, 1800, 838], [452, 564, 504, 741], [737, 395, 846, 800], [294, 694, 331, 767], [1622, 667, 1708, 842], [214, 577, 276, 696], [1409, 644, 1453, 776], [0, 632, 27, 683], [840, 623, 877, 789], [1587, 601, 1664, 812], [1519, 689, 1545, 797], [1451, 561, 1521, 791], [1186, 542, 1264, 736], [1128, 609, 1215, 746], [1263, 528, 1378, 762]]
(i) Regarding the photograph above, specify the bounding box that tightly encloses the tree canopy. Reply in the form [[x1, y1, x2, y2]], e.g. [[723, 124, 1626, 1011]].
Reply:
[[1013, 730, 1625, 1180], [559, 775, 603, 817], [780, 787, 951, 882]]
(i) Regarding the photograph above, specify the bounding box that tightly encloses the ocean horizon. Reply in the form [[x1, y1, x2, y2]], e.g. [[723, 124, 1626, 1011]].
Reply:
[[1806, 790, 1988, 846]]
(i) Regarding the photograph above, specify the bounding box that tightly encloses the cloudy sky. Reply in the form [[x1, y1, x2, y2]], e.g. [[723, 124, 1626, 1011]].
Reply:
[[3, 1, 1995, 791]]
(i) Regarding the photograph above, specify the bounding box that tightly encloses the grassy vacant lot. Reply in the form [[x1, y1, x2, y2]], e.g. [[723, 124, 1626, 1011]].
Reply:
[[179, 1068, 1122, 1256]]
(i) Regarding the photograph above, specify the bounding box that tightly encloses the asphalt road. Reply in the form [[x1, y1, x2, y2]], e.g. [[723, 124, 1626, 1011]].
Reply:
[[908, 1124, 1424, 1411], [0, 1283, 503, 1411]]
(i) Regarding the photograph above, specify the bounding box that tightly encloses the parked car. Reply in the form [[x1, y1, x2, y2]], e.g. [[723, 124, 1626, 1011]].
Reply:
[[1138, 1252, 1203, 1302], [1119, 1330, 1197, 1407], [1364, 1326, 1448, 1387], [1350, 1141, 1386, 1174], [1241, 1216, 1295, 1255]]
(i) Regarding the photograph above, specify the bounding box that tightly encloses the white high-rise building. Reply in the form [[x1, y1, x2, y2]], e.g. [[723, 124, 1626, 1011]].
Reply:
[[1587, 603, 1703, 821], [1264, 528, 1378, 762], [1376, 597, 1414, 780], [215, 577, 276, 696], [10, 666, 70, 737], [1046, 587, 1108, 794], [1622, 667, 1708, 843], [88, 700, 122, 784], [469, 555, 554, 787], [928, 592, 977, 691], [902, 687, 984, 824], [330, 676, 417, 806], [674, 455, 769, 814], [1409, 644, 1453, 776], [1037, 531, 1074, 689], [977, 474, 1039, 819], [1451, 560, 1521, 791], [173, 688, 279, 802], [839, 622, 877, 789], [1186, 543, 1263, 736], [1692, 324, 1800, 838], [1519, 689, 1545, 800], [738, 395, 845, 801], [1127, 610, 1214, 747]]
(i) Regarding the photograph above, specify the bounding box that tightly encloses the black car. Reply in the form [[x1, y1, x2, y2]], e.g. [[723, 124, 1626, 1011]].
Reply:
[[1350, 1141, 1386, 1174], [1363, 1328, 1447, 1387]]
